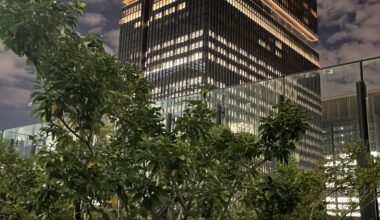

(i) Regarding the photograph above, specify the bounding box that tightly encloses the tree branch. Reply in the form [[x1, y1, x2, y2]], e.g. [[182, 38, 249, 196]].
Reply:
[[171, 177, 188, 219], [88, 202, 111, 220], [57, 117, 93, 154], [221, 179, 237, 219], [252, 158, 269, 170]]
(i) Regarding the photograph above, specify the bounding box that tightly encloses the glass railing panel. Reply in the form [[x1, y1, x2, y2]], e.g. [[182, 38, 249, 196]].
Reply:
[[155, 94, 200, 129], [2, 129, 33, 157], [312, 63, 361, 217], [318, 63, 362, 157], [363, 58, 380, 153], [222, 78, 284, 134], [320, 63, 361, 99], [284, 70, 322, 168], [207, 87, 224, 112]]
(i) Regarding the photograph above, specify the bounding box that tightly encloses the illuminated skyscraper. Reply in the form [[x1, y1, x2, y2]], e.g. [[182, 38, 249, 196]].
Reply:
[[119, 0, 320, 100]]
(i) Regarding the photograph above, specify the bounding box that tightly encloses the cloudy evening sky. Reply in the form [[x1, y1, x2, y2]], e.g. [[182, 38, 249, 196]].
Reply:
[[0, 0, 380, 129]]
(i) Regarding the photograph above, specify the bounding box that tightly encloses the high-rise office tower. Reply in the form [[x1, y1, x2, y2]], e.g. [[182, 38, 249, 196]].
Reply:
[[119, 0, 322, 169], [119, 0, 320, 100]]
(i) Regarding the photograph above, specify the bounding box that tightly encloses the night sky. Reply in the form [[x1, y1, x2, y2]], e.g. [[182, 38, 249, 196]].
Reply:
[[0, 0, 379, 129]]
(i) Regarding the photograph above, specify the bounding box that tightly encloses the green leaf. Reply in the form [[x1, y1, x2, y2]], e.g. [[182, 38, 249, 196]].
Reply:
[[78, 2, 87, 10]]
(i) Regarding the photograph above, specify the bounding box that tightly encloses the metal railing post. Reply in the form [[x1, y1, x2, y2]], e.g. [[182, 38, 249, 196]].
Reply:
[[216, 103, 223, 125], [166, 113, 173, 132]]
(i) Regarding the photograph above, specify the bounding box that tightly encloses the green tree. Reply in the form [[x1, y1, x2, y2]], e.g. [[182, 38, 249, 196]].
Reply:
[[121, 100, 309, 219], [245, 161, 328, 220], [0, 0, 313, 219], [1, 0, 160, 218], [0, 143, 41, 219]]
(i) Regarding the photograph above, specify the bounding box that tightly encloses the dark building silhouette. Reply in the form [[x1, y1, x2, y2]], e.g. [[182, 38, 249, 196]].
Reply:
[[119, 0, 319, 100]]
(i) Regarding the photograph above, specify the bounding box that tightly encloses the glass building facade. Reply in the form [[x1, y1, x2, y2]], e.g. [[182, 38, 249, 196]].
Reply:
[[119, 0, 319, 100]]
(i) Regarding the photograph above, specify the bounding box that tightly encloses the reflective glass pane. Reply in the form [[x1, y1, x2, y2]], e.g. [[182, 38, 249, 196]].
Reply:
[[284, 70, 322, 168], [319, 63, 361, 157], [363, 58, 380, 153], [223, 78, 283, 134]]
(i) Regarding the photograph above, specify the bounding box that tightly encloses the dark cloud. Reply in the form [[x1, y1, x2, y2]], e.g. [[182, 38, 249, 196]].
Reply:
[[84, 0, 108, 3], [104, 29, 120, 53], [79, 12, 107, 26], [317, 0, 380, 66], [0, 40, 37, 129]]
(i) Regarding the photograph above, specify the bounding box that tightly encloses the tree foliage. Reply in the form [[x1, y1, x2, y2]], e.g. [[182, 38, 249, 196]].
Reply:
[[0, 0, 349, 219], [246, 161, 328, 220], [0, 144, 41, 219]]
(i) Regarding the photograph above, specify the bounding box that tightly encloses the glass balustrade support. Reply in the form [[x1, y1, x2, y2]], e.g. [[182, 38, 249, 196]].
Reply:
[[166, 113, 173, 132], [216, 103, 223, 125]]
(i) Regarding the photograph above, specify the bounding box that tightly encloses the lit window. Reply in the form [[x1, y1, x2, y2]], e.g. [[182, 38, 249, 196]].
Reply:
[[303, 2, 309, 9], [303, 16, 309, 24], [310, 9, 317, 18]]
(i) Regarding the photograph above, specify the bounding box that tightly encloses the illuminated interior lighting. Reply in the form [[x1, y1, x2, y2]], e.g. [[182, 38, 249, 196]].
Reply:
[[123, 0, 138, 5], [261, 0, 318, 42], [225, 0, 320, 67], [153, 0, 177, 11], [119, 10, 141, 24]]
